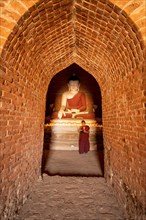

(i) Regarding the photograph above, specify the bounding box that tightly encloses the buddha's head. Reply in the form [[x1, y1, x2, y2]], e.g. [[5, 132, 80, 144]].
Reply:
[[68, 75, 80, 92]]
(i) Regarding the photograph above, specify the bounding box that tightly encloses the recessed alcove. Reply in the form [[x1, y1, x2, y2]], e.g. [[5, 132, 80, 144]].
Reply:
[[42, 63, 104, 176], [44, 63, 103, 150], [45, 63, 102, 121]]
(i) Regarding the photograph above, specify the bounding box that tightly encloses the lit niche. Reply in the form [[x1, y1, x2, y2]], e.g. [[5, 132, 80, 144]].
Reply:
[[44, 64, 103, 151]]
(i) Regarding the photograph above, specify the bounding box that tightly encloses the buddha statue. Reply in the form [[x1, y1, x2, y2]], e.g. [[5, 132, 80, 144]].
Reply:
[[51, 75, 95, 119]]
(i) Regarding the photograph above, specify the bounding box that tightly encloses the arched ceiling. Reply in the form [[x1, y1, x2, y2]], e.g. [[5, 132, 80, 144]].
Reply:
[[1, 0, 145, 53], [0, 0, 145, 90]]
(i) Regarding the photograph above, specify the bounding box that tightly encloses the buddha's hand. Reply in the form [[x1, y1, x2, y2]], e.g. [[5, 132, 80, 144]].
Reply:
[[58, 110, 66, 119], [71, 109, 80, 113], [71, 109, 80, 118], [66, 109, 72, 113]]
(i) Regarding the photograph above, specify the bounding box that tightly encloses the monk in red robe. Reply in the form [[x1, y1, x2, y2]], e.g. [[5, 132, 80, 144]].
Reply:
[[79, 120, 90, 154], [52, 75, 95, 119]]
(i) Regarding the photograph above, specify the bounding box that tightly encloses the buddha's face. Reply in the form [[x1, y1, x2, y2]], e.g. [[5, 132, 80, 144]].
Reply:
[[68, 80, 80, 92]]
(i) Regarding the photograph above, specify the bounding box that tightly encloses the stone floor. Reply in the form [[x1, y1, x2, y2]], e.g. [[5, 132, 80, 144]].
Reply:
[[15, 150, 127, 220], [41, 150, 104, 176]]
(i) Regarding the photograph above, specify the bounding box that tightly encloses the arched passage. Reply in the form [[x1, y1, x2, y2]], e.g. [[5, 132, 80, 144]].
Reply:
[[42, 63, 104, 176], [1, 0, 145, 219]]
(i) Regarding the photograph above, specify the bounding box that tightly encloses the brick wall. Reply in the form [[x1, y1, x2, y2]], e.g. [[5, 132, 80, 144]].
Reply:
[[102, 65, 146, 219], [1, 0, 146, 219], [1, 55, 46, 219]]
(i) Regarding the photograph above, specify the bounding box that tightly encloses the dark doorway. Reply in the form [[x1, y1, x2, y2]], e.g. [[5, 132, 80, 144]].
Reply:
[[42, 63, 104, 177]]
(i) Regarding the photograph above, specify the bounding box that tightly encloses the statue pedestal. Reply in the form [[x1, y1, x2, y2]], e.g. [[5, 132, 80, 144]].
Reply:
[[44, 119, 103, 151]]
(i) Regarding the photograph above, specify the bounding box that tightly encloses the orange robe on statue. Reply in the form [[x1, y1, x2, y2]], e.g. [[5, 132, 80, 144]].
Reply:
[[52, 92, 95, 119], [66, 92, 86, 111]]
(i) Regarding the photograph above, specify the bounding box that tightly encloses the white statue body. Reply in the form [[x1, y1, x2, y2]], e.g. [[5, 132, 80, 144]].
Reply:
[[58, 80, 81, 119]]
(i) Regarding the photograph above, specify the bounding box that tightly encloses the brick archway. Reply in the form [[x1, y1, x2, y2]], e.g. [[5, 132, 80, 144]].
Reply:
[[1, 0, 145, 219]]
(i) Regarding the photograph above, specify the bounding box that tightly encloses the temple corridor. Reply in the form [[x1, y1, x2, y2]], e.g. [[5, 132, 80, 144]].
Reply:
[[1, 0, 146, 220]]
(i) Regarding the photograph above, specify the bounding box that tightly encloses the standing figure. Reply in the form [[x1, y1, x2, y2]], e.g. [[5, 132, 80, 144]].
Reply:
[[79, 120, 90, 154]]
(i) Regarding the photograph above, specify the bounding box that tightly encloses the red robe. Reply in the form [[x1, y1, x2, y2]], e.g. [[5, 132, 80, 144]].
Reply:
[[51, 92, 95, 119], [66, 92, 86, 111], [79, 125, 90, 154]]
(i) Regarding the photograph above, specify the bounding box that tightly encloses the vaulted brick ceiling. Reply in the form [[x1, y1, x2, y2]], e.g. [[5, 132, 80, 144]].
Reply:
[[1, 0, 145, 90]]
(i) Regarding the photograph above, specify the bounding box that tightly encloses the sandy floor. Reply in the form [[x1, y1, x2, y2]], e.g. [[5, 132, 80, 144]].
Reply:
[[15, 175, 127, 220], [41, 150, 104, 177], [14, 150, 127, 220]]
